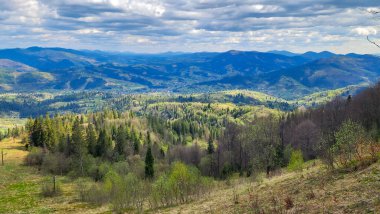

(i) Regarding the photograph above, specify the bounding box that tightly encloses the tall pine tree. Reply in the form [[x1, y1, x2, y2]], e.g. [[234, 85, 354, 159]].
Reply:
[[145, 132, 154, 179]]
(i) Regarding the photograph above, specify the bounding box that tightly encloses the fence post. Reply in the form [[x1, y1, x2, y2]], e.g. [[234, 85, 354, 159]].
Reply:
[[53, 176, 56, 193]]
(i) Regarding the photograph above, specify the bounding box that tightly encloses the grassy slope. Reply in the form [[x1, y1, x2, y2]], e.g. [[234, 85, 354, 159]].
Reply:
[[158, 161, 380, 213], [0, 138, 107, 214], [0, 118, 26, 133], [1, 138, 379, 213]]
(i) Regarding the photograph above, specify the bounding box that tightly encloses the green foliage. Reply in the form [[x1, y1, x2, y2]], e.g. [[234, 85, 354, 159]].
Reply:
[[41, 152, 71, 175], [78, 182, 109, 205], [79, 172, 148, 213], [40, 177, 62, 197], [151, 162, 213, 207], [287, 150, 304, 172], [145, 145, 154, 179], [207, 137, 215, 154], [333, 119, 367, 167], [24, 147, 44, 166], [86, 124, 97, 156]]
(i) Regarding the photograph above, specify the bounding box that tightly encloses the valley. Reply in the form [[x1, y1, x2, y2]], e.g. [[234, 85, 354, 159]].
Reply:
[[0, 47, 377, 99], [1, 0, 380, 213], [0, 48, 379, 214]]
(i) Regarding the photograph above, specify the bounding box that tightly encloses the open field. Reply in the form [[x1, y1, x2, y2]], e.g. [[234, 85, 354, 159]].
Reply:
[[0, 118, 26, 133], [0, 138, 107, 214]]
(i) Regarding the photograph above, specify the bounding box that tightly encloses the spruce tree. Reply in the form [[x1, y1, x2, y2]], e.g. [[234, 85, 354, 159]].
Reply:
[[86, 124, 97, 156], [115, 125, 127, 158], [145, 135, 154, 179], [207, 137, 215, 154], [96, 129, 112, 159], [71, 117, 86, 176]]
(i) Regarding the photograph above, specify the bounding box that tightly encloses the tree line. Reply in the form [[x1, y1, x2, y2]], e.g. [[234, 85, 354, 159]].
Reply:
[[15, 82, 380, 212]]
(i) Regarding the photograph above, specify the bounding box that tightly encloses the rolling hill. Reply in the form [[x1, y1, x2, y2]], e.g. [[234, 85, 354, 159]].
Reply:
[[0, 47, 379, 99]]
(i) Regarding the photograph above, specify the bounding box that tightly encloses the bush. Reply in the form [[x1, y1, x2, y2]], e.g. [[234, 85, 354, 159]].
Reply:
[[69, 154, 97, 178], [41, 152, 71, 175], [123, 173, 148, 212], [79, 171, 148, 213], [79, 183, 109, 205], [113, 161, 130, 176], [151, 174, 173, 207], [151, 162, 213, 208], [287, 150, 304, 172], [24, 147, 45, 166], [333, 119, 367, 167], [41, 176, 62, 197], [88, 162, 112, 181]]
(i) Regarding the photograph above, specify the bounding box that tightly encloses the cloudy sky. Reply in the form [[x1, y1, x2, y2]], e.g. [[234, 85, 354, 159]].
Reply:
[[0, 0, 379, 53]]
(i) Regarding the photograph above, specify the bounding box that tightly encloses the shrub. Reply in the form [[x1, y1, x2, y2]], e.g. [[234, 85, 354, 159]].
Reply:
[[41, 176, 62, 197], [88, 162, 112, 181], [113, 161, 130, 176], [169, 162, 199, 203], [127, 155, 145, 178], [221, 163, 234, 179], [151, 174, 173, 207], [24, 147, 44, 166], [287, 150, 304, 172], [333, 119, 367, 167], [69, 154, 97, 178], [80, 183, 109, 205], [41, 152, 71, 175], [124, 173, 148, 212], [105, 171, 128, 213], [151, 162, 213, 208]]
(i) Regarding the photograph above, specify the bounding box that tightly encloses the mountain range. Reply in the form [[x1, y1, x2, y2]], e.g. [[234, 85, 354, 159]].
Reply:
[[0, 47, 379, 99]]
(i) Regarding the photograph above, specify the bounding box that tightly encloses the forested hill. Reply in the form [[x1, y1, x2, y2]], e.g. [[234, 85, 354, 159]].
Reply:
[[16, 82, 380, 178], [0, 47, 379, 99], [3, 79, 379, 213]]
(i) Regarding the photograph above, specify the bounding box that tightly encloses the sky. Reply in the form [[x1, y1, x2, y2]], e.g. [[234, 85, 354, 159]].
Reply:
[[0, 0, 379, 54]]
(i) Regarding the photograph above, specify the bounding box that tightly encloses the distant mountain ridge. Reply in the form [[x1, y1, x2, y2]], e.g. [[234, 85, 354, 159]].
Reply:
[[0, 47, 378, 99]]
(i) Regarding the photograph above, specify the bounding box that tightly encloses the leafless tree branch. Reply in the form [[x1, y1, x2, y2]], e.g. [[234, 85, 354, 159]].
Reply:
[[367, 36, 380, 48], [367, 9, 380, 48]]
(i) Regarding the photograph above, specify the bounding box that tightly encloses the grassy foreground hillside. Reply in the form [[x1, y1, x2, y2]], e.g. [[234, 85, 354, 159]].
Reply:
[[162, 162, 380, 213], [0, 138, 106, 213], [1, 138, 379, 213]]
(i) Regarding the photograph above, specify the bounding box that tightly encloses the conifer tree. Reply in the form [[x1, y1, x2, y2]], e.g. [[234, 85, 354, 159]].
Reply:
[[115, 125, 127, 158], [207, 137, 215, 154], [86, 123, 97, 156], [145, 144, 154, 179], [96, 129, 112, 159], [71, 117, 86, 175]]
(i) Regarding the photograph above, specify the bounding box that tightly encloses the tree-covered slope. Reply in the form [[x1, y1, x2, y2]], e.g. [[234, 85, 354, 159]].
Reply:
[[0, 47, 379, 99]]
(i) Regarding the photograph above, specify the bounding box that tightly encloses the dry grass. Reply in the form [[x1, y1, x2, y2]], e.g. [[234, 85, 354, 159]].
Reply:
[[1, 138, 379, 213], [157, 160, 380, 213], [0, 138, 108, 214], [0, 118, 26, 132]]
